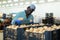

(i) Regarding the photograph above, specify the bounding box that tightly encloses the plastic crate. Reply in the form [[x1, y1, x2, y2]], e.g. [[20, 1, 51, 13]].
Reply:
[[3, 27, 26, 40]]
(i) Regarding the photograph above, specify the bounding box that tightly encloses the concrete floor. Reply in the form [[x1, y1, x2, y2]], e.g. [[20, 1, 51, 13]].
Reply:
[[0, 30, 3, 40]]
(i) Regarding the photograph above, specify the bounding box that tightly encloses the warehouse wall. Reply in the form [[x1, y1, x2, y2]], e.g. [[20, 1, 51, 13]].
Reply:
[[0, 2, 60, 23]]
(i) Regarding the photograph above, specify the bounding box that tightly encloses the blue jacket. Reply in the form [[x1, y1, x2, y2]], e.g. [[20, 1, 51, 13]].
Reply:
[[11, 10, 34, 25]]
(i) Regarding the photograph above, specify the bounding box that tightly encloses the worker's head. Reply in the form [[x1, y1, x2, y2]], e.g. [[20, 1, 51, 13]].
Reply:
[[26, 4, 36, 15]]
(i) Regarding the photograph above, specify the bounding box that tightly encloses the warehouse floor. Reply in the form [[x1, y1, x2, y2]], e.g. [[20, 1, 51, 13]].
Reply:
[[0, 30, 3, 40]]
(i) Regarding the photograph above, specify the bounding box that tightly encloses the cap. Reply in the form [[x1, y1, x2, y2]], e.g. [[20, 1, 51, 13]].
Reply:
[[29, 4, 36, 10]]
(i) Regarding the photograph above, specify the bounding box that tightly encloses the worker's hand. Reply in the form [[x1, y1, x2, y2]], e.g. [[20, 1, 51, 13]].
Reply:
[[29, 20, 34, 24], [30, 20, 33, 22], [18, 18, 24, 21], [15, 20, 22, 25], [29, 22, 33, 24]]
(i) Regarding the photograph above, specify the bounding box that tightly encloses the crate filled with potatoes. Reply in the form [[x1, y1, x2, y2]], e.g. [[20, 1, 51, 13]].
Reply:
[[25, 25, 60, 40], [4, 25, 19, 40]]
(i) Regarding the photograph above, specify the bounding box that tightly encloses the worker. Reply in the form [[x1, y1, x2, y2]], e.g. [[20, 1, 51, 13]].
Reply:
[[11, 4, 36, 25]]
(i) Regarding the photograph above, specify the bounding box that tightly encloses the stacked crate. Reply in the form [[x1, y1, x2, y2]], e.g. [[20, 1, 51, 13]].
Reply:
[[25, 25, 60, 40]]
